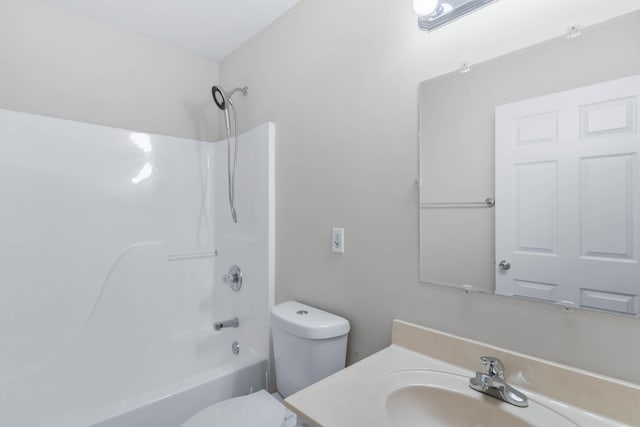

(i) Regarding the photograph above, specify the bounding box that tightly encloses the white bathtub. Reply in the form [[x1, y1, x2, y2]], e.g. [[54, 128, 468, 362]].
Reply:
[[2, 340, 267, 427], [88, 349, 267, 427]]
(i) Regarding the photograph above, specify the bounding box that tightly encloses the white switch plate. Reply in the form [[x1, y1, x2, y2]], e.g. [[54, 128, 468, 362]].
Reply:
[[332, 228, 344, 253]]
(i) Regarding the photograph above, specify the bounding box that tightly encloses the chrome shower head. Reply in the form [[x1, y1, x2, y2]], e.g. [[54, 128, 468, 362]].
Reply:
[[212, 85, 227, 110], [211, 85, 248, 225], [211, 85, 248, 111]]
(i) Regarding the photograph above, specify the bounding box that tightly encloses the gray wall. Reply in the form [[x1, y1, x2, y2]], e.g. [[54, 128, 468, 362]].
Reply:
[[0, 0, 219, 140], [221, 0, 640, 384], [420, 12, 640, 293]]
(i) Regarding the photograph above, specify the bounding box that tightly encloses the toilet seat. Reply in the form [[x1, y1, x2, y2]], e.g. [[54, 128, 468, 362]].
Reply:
[[181, 390, 287, 427]]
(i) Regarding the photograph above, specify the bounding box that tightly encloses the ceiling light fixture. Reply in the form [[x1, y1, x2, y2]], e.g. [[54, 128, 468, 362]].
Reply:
[[416, 0, 498, 32]]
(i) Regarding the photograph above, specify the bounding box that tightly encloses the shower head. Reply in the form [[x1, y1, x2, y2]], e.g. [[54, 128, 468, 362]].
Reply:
[[211, 85, 248, 111], [211, 85, 248, 225], [212, 86, 227, 110]]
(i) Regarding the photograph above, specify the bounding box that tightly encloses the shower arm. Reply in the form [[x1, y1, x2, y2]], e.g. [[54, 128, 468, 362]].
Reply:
[[227, 87, 248, 98]]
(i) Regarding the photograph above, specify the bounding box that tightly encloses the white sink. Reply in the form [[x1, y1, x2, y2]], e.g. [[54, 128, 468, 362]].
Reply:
[[380, 370, 578, 427], [285, 326, 638, 427]]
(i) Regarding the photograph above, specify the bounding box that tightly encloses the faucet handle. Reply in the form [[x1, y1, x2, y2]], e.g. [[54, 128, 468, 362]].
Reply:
[[480, 356, 504, 379], [222, 265, 243, 292]]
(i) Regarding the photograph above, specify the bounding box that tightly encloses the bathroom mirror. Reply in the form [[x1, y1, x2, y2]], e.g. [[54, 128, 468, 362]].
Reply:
[[419, 11, 640, 316]]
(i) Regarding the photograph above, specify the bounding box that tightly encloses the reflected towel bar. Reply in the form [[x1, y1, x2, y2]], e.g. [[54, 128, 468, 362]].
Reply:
[[420, 198, 495, 209]]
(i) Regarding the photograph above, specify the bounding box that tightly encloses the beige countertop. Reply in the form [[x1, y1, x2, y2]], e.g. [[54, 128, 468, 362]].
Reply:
[[285, 320, 640, 427]]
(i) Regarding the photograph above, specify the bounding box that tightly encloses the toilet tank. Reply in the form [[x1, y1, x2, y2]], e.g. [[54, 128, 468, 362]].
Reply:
[[271, 301, 350, 398]]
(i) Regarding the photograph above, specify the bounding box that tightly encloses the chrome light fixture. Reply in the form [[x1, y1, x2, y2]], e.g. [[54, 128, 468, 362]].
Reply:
[[415, 0, 498, 32]]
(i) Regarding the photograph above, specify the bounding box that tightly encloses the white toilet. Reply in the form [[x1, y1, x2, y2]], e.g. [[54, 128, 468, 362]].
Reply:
[[182, 301, 350, 427]]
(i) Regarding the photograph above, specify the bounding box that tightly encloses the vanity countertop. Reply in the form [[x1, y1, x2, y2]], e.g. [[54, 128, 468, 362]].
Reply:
[[284, 320, 640, 427]]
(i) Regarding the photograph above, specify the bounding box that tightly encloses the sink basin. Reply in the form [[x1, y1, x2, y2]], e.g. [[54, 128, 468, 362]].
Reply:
[[285, 327, 635, 427], [379, 370, 578, 427], [387, 386, 534, 427]]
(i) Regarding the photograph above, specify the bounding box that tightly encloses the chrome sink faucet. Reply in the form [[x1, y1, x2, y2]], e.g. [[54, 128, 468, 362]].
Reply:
[[469, 356, 528, 407]]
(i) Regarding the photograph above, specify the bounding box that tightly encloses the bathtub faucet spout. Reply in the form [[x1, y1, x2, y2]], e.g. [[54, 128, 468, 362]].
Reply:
[[214, 317, 239, 331]]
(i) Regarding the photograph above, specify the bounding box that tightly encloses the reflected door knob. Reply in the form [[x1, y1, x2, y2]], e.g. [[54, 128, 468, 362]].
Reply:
[[498, 260, 511, 271]]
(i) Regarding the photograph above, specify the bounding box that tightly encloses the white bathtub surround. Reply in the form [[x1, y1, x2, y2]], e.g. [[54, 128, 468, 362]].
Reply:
[[213, 123, 276, 360], [285, 320, 640, 426], [0, 109, 275, 426]]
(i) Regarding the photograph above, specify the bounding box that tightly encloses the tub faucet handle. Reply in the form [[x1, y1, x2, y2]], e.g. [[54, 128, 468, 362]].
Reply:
[[222, 265, 243, 292]]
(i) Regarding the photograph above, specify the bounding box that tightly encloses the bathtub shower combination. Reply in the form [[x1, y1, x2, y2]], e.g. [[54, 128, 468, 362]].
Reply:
[[0, 108, 275, 427]]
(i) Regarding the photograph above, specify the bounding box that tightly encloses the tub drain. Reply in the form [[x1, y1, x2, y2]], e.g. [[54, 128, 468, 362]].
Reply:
[[232, 341, 240, 355]]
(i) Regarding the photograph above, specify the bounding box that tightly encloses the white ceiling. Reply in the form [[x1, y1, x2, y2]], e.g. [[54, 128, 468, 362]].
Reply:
[[45, 0, 301, 61]]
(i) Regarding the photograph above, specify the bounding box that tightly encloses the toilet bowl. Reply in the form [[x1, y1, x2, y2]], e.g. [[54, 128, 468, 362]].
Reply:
[[181, 301, 350, 427], [181, 391, 287, 427]]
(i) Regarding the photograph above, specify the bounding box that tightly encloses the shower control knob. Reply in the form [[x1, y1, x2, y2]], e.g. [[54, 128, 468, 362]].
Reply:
[[222, 265, 243, 292], [498, 260, 511, 271]]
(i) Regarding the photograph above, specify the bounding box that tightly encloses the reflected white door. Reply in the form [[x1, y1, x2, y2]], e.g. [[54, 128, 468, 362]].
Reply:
[[495, 74, 640, 315]]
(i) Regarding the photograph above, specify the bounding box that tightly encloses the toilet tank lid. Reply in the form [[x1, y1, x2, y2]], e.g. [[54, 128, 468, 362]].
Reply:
[[271, 301, 350, 339]]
